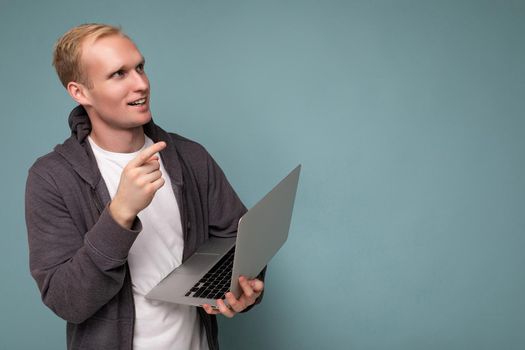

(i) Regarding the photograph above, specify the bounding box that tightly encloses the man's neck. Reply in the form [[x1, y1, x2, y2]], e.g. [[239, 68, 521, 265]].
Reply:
[[89, 126, 146, 153]]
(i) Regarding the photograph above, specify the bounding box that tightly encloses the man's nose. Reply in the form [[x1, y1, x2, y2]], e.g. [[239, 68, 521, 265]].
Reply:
[[132, 71, 149, 91]]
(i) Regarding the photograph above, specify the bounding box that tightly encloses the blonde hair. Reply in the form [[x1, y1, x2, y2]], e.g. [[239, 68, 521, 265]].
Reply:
[[52, 23, 124, 88]]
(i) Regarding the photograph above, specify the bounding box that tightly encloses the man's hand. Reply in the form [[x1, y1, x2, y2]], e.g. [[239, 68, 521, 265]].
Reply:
[[202, 276, 264, 318], [109, 141, 167, 228]]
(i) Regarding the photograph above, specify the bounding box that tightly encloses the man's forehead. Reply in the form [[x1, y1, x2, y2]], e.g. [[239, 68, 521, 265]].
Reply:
[[81, 34, 143, 72]]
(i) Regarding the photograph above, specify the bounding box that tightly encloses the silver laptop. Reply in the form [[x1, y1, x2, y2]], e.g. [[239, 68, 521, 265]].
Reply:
[[145, 164, 301, 307]]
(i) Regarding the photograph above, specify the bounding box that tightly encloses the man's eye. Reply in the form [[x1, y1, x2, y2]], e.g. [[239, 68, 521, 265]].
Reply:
[[111, 70, 125, 78], [136, 64, 145, 73]]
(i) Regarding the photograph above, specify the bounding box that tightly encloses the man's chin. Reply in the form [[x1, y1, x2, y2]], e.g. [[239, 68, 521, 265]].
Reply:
[[141, 111, 152, 124], [133, 109, 152, 125]]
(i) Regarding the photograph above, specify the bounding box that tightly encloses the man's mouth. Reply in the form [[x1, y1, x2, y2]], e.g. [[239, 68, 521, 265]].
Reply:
[[128, 97, 147, 106]]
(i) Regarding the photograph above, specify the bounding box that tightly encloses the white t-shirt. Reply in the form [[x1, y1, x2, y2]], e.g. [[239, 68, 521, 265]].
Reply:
[[88, 136, 209, 350]]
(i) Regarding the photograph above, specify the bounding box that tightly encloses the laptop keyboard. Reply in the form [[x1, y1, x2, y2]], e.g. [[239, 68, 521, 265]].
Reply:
[[185, 247, 235, 300]]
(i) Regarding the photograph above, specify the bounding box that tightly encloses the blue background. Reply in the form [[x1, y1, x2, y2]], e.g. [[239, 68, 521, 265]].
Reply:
[[1, 0, 524, 349]]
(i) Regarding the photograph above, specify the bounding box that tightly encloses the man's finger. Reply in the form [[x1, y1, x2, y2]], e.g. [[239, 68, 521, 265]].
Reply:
[[145, 155, 159, 163], [238, 276, 255, 300], [150, 177, 165, 192], [137, 161, 161, 175], [141, 169, 163, 185], [216, 298, 236, 318], [225, 292, 244, 313], [202, 304, 220, 315], [239, 276, 263, 301], [249, 279, 264, 293], [129, 141, 166, 167]]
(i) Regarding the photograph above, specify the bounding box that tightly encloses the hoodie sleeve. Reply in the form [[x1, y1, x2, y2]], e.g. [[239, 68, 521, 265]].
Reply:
[[25, 168, 141, 324], [205, 152, 247, 238]]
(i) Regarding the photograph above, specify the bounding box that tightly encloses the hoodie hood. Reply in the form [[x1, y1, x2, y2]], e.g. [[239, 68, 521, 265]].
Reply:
[[68, 105, 92, 142]]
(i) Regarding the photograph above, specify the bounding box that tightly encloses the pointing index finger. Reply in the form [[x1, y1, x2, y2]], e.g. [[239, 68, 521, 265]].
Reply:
[[130, 141, 167, 167]]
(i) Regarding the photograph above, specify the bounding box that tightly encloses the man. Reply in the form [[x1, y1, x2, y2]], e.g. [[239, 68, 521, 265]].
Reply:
[[25, 23, 264, 350]]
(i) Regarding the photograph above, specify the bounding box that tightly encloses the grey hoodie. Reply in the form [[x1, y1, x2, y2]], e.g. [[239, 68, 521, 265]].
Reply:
[[25, 106, 256, 349]]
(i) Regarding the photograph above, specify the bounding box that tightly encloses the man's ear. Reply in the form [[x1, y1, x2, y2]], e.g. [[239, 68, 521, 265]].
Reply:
[[67, 81, 91, 106]]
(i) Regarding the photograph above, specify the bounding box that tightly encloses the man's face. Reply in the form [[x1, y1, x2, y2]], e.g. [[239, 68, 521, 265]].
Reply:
[[79, 34, 151, 130]]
